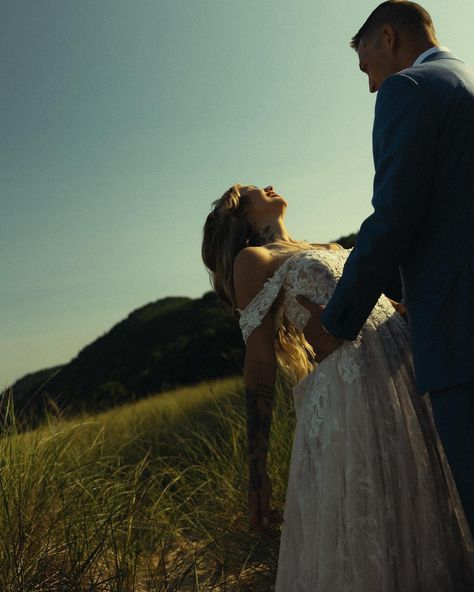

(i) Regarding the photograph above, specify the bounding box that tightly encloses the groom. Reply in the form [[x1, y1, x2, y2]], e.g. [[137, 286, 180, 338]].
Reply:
[[299, 0, 474, 536]]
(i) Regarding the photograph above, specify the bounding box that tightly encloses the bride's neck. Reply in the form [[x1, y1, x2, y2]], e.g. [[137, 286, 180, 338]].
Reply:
[[256, 217, 293, 244]]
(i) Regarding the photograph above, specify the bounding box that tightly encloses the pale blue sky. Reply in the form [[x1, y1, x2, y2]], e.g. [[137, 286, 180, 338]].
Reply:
[[1, 1, 473, 389]]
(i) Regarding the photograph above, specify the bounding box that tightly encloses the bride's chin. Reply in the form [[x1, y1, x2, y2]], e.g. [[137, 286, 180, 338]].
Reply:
[[271, 194, 287, 206]]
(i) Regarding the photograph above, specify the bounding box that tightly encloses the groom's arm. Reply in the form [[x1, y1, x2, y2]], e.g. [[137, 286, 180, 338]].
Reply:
[[321, 73, 436, 340]]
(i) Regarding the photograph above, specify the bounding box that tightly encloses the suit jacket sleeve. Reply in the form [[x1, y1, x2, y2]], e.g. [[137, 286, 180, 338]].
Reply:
[[320, 73, 437, 340]]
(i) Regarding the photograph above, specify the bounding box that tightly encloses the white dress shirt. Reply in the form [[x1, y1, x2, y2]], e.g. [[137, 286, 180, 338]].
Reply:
[[413, 45, 451, 66]]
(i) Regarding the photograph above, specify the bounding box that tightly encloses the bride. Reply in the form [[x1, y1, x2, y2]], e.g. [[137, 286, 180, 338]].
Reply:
[[201, 183, 474, 591]]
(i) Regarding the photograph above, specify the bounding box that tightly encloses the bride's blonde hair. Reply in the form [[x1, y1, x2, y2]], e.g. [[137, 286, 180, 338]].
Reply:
[[202, 184, 315, 383]]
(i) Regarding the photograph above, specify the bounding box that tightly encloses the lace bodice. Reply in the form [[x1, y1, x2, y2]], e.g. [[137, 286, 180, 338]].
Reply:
[[237, 247, 404, 395], [238, 247, 396, 344]]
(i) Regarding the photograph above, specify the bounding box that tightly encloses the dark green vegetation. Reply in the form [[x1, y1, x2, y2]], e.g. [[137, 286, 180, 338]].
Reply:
[[7, 293, 244, 426]]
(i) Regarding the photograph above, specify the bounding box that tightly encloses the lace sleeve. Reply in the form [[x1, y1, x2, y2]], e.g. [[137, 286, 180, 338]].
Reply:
[[237, 264, 288, 344]]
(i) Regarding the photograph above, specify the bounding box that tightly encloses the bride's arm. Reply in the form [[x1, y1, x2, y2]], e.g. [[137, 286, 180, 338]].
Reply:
[[243, 315, 277, 533], [234, 247, 277, 534]]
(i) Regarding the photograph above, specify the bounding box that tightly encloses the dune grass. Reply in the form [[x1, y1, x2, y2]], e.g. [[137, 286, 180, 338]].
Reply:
[[0, 376, 296, 591]]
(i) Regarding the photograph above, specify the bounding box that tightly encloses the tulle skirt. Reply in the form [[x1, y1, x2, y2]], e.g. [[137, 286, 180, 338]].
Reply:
[[274, 319, 474, 592]]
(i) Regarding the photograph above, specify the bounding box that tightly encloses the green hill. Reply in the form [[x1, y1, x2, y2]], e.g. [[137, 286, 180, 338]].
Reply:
[[6, 292, 244, 425]]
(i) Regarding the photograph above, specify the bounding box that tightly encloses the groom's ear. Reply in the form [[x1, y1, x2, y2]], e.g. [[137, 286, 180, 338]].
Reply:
[[381, 25, 397, 51]]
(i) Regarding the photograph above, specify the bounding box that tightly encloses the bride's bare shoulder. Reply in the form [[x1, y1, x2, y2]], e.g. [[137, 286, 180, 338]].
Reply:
[[234, 245, 278, 267], [233, 247, 278, 311]]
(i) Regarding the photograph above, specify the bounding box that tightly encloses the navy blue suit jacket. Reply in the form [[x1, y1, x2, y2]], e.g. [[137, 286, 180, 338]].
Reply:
[[321, 51, 474, 393]]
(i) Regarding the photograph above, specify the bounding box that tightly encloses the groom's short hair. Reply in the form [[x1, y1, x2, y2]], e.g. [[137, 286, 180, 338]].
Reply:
[[351, 1, 436, 50]]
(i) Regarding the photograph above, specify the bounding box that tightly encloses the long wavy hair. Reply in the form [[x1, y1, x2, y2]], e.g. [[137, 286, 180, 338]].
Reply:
[[202, 184, 315, 383]]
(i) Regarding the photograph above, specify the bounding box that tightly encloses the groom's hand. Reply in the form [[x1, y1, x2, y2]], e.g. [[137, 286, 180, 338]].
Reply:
[[296, 296, 343, 363]]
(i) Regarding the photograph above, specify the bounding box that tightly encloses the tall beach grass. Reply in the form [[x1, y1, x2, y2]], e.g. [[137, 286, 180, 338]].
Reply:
[[0, 376, 296, 591]]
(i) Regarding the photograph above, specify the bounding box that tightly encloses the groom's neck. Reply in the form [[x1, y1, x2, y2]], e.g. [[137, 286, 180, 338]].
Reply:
[[398, 34, 440, 69]]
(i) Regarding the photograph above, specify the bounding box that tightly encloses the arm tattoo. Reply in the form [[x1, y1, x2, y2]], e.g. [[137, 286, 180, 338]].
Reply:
[[245, 383, 275, 458], [257, 384, 274, 408]]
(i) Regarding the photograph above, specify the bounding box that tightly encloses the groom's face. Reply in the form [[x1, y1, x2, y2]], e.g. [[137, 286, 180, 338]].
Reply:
[[357, 32, 400, 93]]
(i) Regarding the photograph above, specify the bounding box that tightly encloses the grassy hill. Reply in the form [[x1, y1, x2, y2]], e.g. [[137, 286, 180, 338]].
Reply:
[[6, 292, 244, 427], [0, 376, 295, 591]]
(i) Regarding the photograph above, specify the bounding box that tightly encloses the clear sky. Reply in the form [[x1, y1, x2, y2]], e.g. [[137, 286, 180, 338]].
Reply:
[[1, 0, 473, 389]]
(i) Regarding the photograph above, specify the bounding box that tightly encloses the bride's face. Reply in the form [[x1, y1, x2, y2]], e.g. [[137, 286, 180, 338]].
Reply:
[[236, 184, 287, 224]]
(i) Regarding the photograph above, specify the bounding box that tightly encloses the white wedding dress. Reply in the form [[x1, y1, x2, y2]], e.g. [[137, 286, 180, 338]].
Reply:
[[238, 247, 474, 592]]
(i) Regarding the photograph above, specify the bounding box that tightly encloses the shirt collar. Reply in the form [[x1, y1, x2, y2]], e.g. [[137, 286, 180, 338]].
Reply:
[[413, 46, 451, 66]]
